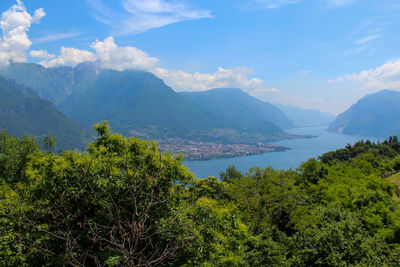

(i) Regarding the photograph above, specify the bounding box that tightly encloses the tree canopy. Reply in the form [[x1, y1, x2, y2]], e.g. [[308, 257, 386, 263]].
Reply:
[[1, 125, 400, 266]]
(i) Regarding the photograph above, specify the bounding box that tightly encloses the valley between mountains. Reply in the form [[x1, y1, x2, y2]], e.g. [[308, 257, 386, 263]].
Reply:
[[0, 62, 323, 160]]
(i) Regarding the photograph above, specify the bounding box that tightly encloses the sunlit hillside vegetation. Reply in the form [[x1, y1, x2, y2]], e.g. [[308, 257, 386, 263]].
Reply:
[[1, 123, 400, 266]]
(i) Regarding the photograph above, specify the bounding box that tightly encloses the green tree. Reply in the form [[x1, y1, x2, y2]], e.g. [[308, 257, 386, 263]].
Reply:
[[220, 165, 243, 184], [181, 197, 249, 266], [0, 131, 40, 266], [289, 205, 398, 266], [8, 121, 195, 266], [0, 131, 39, 184], [229, 167, 301, 235], [42, 132, 56, 153]]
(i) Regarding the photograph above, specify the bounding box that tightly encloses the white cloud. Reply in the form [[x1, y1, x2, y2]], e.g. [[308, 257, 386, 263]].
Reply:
[[122, 0, 198, 14], [333, 59, 400, 91], [244, 0, 303, 10], [243, 0, 357, 10], [0, 0, 45, 66], [91, 36, 158, 71], [154, 66, 280, 99], [33, 36, 268, 101], [30, 50, 55, 59], [33, 36, 270, 96], [87, 0, 212, 35], [298, 70, 312, 75], [267, 88, 280, 93], [33, 31, 81, 44], [153, 66, 264, 92], [354, 34, 380, 45], [40, 47, 96, 68], [325, 0, 357, 8], [33, 36, 158, 70]]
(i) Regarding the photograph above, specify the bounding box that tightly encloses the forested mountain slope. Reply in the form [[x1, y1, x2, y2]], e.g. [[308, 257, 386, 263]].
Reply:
[[0, 76, 88, 149], [180, 88, 294, 129], [0, 62, 101, 104], [1, 63, 292, 143], [59, 70, 287, 142], [329, 90, 400, 137]]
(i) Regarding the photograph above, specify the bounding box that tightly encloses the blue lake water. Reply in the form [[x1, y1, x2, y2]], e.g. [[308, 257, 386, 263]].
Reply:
[[183, 126, 380, 178]]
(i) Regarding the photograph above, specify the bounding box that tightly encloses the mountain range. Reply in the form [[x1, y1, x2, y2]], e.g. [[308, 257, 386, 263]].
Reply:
[[0, 62, 338, 148], [0, 62, 101, 104], [328, 90, 400, 137], [180, 88, 294, 129], [58, 70, 293, 143], [274, 103, 335, 127], [59, 69, 227, 138], [3, 62, 400, 157], [0, 76, 88, 149]]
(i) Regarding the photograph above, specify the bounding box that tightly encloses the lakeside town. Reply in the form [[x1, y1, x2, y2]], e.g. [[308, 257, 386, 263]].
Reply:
[[158, 138, 289, 160]]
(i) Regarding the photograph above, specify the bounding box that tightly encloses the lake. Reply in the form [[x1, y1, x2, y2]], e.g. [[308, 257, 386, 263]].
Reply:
[[183, 126, 380, 178]]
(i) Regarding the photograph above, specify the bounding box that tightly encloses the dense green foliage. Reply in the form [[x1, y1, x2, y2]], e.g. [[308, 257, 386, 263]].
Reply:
[[329, 89, 400, 137], [2, 125, 400, 266], [180, 88, 293, 129], [0, 76, 89, 150]]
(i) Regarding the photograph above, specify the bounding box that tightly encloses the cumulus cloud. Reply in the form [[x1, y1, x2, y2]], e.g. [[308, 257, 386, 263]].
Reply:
[[33, 36, 158, 71], [154, 66, 279, 98], [33, 37, 157, 70], [32, 36, 269, 95], [30, 50, 55, 59], [0, 0, 45, 66], [87, 0, 212, 35], [91, 36, 158, 71], [153, 67, 264, 92], [332, 59, 400, 91], [40, 47, 96, 68]]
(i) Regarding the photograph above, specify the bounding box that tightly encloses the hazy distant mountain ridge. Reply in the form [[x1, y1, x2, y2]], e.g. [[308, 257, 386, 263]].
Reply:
[[0, 62, 101, 104], [58, 71, 288, 142], [328, 90, 400, 137], [180, 88, 294, 129], [0, 62, 298, 144], [0, 76, 88, 149], [59, 69, 218, 137], [274, 103, 335, 127]]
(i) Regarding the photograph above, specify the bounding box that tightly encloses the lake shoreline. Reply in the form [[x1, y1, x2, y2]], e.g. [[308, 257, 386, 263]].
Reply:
[[183, 126, 380, 178]]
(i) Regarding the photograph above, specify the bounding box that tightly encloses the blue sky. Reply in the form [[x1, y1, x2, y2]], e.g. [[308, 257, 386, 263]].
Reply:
[[1, 0, 400, 114]]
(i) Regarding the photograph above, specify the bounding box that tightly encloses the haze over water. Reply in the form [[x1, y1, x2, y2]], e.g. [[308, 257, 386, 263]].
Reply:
[[183, 126, 380, 178]]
